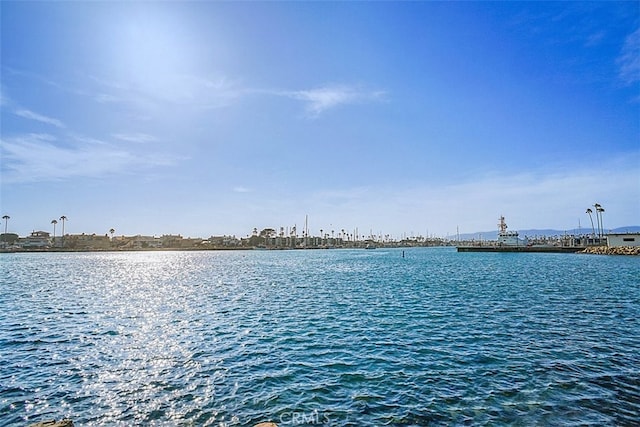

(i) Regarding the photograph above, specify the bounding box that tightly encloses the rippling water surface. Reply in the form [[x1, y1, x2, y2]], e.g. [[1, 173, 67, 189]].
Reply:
[[1, 248, 639, 426]]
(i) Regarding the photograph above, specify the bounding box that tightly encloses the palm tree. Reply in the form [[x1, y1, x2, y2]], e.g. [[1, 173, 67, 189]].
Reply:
[[592, 204, 600, 240], [51, 219, 58, 246], [59, 215, 67, 247], [586, 208, 595, 238], [594, 203, 605, 241], [2, 215, 9, 236]]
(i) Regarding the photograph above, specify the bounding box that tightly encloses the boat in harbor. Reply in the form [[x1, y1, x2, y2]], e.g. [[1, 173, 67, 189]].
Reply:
[[495, 216, 521, 246]]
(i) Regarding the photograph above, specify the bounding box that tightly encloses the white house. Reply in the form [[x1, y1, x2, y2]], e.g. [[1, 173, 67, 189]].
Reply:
[[607, 233, 640, 248], [20, 231, 51, 248]]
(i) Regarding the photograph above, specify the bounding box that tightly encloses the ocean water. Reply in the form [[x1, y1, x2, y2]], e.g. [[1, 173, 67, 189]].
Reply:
[[1, 248, 639, 426]]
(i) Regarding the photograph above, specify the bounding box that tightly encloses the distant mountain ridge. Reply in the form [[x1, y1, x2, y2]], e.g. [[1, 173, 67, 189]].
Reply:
[[456, 226, 640, 241]]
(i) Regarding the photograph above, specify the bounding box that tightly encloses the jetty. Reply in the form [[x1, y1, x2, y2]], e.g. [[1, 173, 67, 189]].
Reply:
[[581, 246, 640, 256]]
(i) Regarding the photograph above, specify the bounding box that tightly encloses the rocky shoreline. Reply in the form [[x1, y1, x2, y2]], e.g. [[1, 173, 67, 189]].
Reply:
[[581, 246, 640, 255]]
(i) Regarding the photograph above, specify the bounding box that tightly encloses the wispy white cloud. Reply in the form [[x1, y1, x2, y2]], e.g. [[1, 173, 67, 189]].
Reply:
[[1, 87, 65, 128], [112, 133, 157, 144], [89, 73, 244, 110], [86, 68, 386, 120], [277, 84, 385, 117], [14, 108, 65, 128], [618, 27, 640, 85], [27, 69, 382, 118], [1, 133, 173, 183]]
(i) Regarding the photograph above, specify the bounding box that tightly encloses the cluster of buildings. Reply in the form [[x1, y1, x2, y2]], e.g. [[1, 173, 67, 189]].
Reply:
[[0, 228, 448, 252], [0, 231, 243, 251]]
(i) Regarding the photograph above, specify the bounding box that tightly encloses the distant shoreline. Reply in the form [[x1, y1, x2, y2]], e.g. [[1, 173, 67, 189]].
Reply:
[[0, 245, 408, 254], [0, 246, 262, 254]]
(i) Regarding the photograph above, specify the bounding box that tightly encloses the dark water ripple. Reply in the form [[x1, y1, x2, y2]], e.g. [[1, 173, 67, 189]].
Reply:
[[1, 248, 639, 426]]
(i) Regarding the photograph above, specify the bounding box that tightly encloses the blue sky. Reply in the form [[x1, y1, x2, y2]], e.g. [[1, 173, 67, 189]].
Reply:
[[1, 1, 639, 239]]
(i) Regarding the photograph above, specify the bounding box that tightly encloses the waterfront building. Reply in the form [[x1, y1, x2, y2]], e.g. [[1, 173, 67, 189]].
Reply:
[[19, 231, 51, 248], [607, 232, 640, 248], [207, 235, 241, 247]]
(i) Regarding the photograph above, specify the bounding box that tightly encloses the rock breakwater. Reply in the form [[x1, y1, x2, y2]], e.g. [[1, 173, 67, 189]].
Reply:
[[581, 246, 640, 255]]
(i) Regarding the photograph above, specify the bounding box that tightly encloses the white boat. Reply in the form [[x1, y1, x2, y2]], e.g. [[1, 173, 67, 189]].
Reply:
[[497, 216, 522, 246]]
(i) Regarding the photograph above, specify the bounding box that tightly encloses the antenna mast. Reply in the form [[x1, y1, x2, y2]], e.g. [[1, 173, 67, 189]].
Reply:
[[498, 216, 508, 233]]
